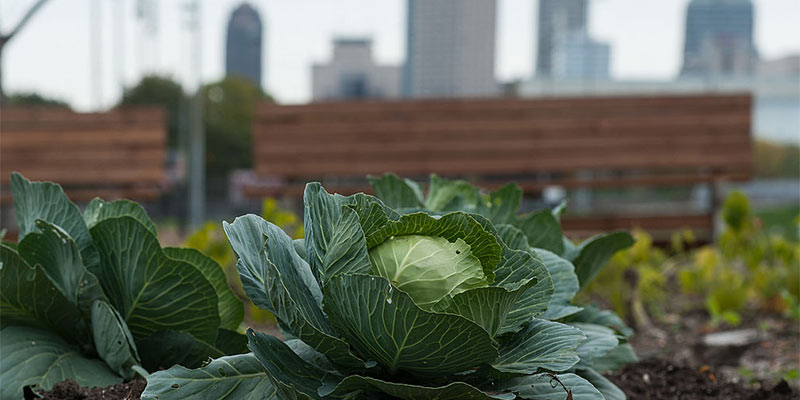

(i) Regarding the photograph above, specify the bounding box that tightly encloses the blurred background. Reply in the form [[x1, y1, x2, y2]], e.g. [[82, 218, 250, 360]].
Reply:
[[1, 0, 799, 385], [2, 0, 798, 231]]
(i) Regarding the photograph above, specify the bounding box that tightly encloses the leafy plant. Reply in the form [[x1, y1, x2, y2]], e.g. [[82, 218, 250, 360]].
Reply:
[[144, 175, 635, 400], [0, 173, 246, 399], [184, 198, 303, 326], [589, 190, 800, 328]]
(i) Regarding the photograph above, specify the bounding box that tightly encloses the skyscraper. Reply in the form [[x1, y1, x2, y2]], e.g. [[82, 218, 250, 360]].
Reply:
[[552, 30, 610, 80], [536, 0, 588, 77], [681, 0, 758, 77], [312, 38, 401, 101], [403, 0, 498, 98], [225, 3, 263, 87]]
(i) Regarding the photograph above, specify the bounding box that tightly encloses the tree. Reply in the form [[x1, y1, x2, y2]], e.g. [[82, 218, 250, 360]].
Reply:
[[5, 92, 69, 108], [0, 0, 52, 102], [202, 76, 271, 179], [119, 75, 186, 149]]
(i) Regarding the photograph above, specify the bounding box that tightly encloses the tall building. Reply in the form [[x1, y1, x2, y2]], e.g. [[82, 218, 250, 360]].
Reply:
[[681, 0, 758, 78], [552, 30, 610, 80], [312, 38, 401, 101], [536, 0, 588, 77], [225, 3, 263, 87], [403, 0, 498, 98]]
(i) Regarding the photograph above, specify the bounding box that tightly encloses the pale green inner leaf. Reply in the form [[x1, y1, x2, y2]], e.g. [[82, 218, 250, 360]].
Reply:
[[369, 235, 487, 308]]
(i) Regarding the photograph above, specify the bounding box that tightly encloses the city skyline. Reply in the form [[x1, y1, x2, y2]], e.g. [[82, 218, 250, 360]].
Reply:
[[1, 0, 798, 110], [225, 3, 263, 86]]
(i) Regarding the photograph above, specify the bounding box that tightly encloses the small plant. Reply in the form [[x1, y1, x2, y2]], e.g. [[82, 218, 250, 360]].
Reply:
[[589, 190, 800, 328], [144, 174, 636, 400], [0, 173, 246, 399]]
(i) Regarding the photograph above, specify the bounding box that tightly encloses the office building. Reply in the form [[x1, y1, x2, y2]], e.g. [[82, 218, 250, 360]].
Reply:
[[681, 0, 758, 77], [225, 3, 263, 86], [403, 0, 498, 98], [312, 38, 401, 100], [536, 0, 588, 77]]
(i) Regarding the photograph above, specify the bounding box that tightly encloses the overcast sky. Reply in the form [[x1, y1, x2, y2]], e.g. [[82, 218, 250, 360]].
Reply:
[[2, 0, 799, 111]]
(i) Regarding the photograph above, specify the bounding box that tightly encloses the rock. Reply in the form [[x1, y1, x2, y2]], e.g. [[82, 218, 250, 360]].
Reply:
[[703, 329, 760, 347]]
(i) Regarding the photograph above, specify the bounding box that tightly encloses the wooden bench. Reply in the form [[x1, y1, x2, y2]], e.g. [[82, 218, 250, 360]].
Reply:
[[246, 94, 753, 240], [1, 107, 168, 204]]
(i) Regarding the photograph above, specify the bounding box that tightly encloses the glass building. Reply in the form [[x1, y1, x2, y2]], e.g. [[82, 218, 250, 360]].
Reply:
[[225, 3, 263, 87], [681, 0, 758, 77]]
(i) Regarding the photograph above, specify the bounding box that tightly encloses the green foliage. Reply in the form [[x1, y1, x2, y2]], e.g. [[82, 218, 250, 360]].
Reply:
[[0, 173, 245, 399], [589, 190, 800, 327], [145, 175, 635, 399], [755, 140, 800, 179], [183, 198, 303, 326], [722, 191, 751, 234], [6, 92, 70, 108], [119, 75, 185, 149], [203, 76, 271, 179], [586, 230, 668, 321]]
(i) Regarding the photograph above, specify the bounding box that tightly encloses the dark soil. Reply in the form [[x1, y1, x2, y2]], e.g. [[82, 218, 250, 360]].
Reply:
[[606, 359, 796, 400], [29, 379, 146, 400], [32, 361, 797, 400]]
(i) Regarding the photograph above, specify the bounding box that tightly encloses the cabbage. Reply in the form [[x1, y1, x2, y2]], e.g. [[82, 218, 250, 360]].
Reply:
[[369, 235, 487, 308]]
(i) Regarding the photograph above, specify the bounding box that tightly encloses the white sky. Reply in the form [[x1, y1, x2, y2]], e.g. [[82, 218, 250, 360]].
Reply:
[[2, 0, 799, 111]]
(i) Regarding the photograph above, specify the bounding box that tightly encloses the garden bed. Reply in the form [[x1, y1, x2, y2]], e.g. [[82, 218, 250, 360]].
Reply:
[[33, 361, 796, 400]]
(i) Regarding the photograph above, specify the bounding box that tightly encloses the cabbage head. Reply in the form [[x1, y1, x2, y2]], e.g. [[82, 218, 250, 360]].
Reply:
[[143, 180, 636, 400]]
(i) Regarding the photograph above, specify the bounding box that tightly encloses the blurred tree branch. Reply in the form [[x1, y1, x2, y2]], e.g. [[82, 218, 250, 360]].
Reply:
[[0, 0, 51, 103]]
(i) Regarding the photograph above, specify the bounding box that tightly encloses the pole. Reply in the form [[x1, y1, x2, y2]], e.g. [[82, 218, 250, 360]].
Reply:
[[187, 0, 205, 229], [90, 0, 103, 109]]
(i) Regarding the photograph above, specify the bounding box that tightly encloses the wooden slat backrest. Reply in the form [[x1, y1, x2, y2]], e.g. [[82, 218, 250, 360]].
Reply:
[[252, 94, 753, 182], [0, 107, 166, 189]]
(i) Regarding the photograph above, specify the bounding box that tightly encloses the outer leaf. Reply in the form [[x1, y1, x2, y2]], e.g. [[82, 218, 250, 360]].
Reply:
[[494, 246, 554, 335], [500, 373, 603, 400], [0, 244, 87, 344], [365, 212, 502, 283], [493, 319, 585, 374], [323, 274, 498, 376], [17, 220, 107, 316], [320, 375, 515, 399], [591, 343, 638, 373], [321, 206, 371, 281], [495, 224, 530, 251], [425, 175, 482, 212], [136, 330, 224, 371], [10, 173, 98, 269], [223, 215, 366, 369], [433, 278, 537, 337], [91, 300, 141, 379], [534, 249, 583, 320], [368, 173, 424, 209], [216, 328, 250, 356], [141, 353, 275, 400], [346, 192, 402, 236], [571, 232, 635, 288], [513, 209, 564, 254], [303, 183, 349, 283], [562, 305, 634, 338], [84, 198, 158, 237], [483, 184, 523, 225], [89, 217, 220, 343], [578, 368, 626, 400], [0, 326, 121, 400], [163, 247, 244, 330], [572, 323, 619, 367], [247, 330, 333, 400]]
